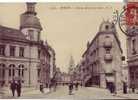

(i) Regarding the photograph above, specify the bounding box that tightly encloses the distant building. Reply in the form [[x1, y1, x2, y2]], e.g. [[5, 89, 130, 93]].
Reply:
[[54, 67, 62, 84], [68, 55, 75, 82], [0, 3, 55, 87], [61, 72, 70, 84], [77, 21, 123, 91], [47, 43, 56, 80]]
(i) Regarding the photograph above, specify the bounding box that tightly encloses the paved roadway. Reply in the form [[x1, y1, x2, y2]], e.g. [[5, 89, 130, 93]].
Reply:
[[2, 86, 134, 99]]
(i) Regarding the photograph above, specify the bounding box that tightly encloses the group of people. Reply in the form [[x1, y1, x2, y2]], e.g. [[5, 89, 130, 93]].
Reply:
[[10, 80, 22, 97], [68, 82, 79, 95], [107, 81, 136, 94]]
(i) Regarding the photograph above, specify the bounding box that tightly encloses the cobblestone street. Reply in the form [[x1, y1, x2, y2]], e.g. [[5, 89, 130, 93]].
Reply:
[[2, 86, 138, 99]]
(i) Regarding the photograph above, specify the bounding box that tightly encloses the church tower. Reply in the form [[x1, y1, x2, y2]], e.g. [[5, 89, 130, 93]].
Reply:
[[20, 3, 42, 41]]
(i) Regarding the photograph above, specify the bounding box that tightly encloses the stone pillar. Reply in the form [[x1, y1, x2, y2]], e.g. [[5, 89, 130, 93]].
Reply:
[[15, 66, 18, 78], [5, 44, 9, 56], [15, 46, 19, 57]]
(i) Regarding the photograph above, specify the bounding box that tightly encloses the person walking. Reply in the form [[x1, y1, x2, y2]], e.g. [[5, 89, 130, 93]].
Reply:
[[132, 82, 135, 93], [16, 80, 22, 97], [69, 82, 73, 95], [40, 83, 44, 93], [10, 80, 17, 97], [123, 82, 127, 94], [75, 82, 79, 90]]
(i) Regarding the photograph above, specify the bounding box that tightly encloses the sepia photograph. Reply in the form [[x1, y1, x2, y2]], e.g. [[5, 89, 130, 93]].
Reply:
[[0, 0, 138, 99]]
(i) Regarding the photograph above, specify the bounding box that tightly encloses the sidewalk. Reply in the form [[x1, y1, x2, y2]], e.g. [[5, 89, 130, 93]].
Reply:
[[86, 87, 138, 99], [2, 87, 50, 99], [115, 91, 138, 99]]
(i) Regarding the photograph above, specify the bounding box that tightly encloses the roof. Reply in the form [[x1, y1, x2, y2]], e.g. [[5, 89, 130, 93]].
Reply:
[[0, 25, 27, 42], [82, 31, 123, 57]]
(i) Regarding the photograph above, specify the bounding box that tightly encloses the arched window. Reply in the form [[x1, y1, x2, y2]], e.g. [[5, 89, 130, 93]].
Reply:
[[9, 64, 15, 77], [22, 65, 24, 77], [18, 66, 21, 76], [18, 64, 24, 77], [0, 64, 5, 78]]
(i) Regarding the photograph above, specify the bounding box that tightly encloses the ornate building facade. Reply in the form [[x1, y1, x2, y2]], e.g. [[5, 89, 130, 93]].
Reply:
[[76, 21, 123, 91], [125, 0, 138, 89], [0, 3, 56, 87]]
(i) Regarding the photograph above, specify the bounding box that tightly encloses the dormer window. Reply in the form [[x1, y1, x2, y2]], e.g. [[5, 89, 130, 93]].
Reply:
[[28, 30, 34, 40], [105, 48, 110, 54], [105, 25, 109, 30], [103, 36, 112, 48]]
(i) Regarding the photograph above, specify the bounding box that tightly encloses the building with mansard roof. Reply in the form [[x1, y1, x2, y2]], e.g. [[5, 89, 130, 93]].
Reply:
[[0, 3, 56, 87], [76, 20, 123, 91]]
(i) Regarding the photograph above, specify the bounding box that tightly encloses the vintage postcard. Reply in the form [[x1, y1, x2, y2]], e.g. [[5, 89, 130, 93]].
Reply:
[[0, 0, 138, 99]]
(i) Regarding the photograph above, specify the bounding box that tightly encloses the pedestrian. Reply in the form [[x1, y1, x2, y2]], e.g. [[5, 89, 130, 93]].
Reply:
[[132, 83, 135, 93], [75, 82, 79, 90], [68, 82, 73, 95], [123, 82, 127, 94], [40, 83, 44, 93], [16, 80, 22, 97], [10, 80, 17, 97]]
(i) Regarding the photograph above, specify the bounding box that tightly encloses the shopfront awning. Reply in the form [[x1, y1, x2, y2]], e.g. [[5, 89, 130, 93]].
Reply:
[[106, 76, 114, 82]]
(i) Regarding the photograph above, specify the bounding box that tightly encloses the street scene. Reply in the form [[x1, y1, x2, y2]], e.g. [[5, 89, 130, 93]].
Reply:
[[1, 0, 138, 99]]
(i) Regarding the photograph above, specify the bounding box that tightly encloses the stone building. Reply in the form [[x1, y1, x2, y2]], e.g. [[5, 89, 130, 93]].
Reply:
[[39, 42, 51, 88], [0, 3, 55, 87], [47, 43, 56, 80], [125, 0, 138, 88], [78, 20, 123, 91]]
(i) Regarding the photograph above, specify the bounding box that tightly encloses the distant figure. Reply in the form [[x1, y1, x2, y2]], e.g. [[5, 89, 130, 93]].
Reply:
[[75, 82, 79, 90], [10, 80, 17, 97], [132, 83, 135, 93], [40, 84, 44, 93], [69, 82, 73, 95], [16, 80, 22, 97], [108, 82, 115, 94], [123, 82, 127, 94]]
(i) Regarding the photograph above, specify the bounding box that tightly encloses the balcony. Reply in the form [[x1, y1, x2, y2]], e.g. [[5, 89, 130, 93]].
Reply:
[[104, 54, 112, 61]]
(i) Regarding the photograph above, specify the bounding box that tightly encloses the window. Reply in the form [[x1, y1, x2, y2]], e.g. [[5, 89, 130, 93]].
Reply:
[[22, 66, 24, 77], [18, 65, 24, 77], [105, 48, 110, 54], [0, 45, 5, 56], [132, 39, 136, 54], [2, 65, 5, 78], [38, 50, 41, 59], [0, 64, 5, 78], [9, 64, 15, 77], [37, 68, 40, 77], [105, 25, 109, 30], [9, 66, 11, 77], [10, 46, 15, 56], [19, 47, 24, 57], [18, 66, 21, 76], [28, 30, 34, 40], [12, 66, 15, 76]]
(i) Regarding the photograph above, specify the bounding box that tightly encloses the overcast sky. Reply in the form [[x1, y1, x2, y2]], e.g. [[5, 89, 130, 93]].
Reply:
[[0, 3, 126, 72]]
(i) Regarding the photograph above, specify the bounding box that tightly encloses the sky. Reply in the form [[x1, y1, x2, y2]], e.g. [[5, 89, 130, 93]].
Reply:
[[0, 3, 126, 72]]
